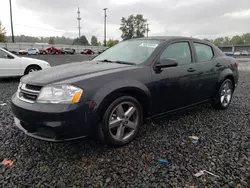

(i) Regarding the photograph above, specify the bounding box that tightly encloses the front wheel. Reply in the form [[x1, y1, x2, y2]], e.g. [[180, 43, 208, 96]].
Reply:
[[211, 79, 233, 110], [97, 96, 143, 147], [24, 65, 41, 75]]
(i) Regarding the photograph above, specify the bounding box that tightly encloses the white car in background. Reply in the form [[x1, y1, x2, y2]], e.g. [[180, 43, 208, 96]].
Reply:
[[27, 48, 40, 55], [241, 51, 249, 56], [0, 48, 51, 77], [233, 52, 241, 56]]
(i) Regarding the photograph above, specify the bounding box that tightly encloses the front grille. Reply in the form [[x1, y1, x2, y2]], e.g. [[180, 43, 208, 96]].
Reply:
[[18, 83, 42, 103], [25, 84, 42, 91]]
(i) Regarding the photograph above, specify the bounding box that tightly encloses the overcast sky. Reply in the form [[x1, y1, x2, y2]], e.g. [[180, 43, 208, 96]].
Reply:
[[0, 0, 250, 42]]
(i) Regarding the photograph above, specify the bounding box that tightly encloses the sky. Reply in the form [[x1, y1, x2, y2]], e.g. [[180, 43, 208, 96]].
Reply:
[[0, 0, 250, 42]]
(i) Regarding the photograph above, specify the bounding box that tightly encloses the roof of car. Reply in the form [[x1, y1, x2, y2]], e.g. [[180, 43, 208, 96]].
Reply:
[[135, 36, 202, 41]]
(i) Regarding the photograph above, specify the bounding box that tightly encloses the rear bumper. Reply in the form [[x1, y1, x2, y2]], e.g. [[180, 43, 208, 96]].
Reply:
[[11, 93, 100, 142]]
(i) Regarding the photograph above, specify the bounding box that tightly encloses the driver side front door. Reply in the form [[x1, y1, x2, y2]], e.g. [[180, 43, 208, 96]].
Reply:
[[151, 41, 199, 115], [0, 49, 21, 77]]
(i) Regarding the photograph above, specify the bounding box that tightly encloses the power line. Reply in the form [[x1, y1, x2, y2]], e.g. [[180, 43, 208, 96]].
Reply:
[[103, 8, 107, 46], [77, 7, 81, 39], [9, 0, 14, 43]]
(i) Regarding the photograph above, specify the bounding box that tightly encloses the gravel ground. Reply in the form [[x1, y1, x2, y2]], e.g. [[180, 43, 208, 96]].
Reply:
[[0, 60, 250, 188]]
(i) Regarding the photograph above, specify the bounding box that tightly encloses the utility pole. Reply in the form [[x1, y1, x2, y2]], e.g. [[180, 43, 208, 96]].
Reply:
[[103, 8, 107, 46], [146, 24, 149, 37], [9, 0, 14, 43], [77, 7, 81, 41]]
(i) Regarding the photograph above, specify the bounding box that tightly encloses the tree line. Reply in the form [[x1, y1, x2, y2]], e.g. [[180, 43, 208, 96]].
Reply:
[[207, 34, 250, 46], [1, 18, 250, 47]]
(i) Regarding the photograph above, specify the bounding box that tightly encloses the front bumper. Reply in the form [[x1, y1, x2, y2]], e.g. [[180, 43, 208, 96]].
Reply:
[[11, 93, 99, 142]]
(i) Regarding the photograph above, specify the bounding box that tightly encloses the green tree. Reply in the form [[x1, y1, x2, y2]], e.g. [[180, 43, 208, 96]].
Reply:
[[73, 35, 89, 45], [230, 35, 244, 45], [119, 14, 148, 40], [48, 37, 55, 45], [213, 37, 224, 46], [79, 35, 89, 45], [223, 37, 230, 45], [91, 35, 98, 46], [242, 33, 250, 44], [107, 39, 119, 47], [0, 21, 6, 42]]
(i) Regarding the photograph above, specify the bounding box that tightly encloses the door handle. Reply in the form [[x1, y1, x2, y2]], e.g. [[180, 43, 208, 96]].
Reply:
[[187, 68, 196, 72], [216, 63, 222, 67]]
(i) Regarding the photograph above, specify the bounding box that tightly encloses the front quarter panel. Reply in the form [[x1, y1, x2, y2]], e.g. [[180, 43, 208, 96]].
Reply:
[[21, 58, 50, 74]]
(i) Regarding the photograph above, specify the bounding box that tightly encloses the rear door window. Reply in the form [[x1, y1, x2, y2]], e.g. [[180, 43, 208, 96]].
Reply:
[[194, 43, 214, 62]]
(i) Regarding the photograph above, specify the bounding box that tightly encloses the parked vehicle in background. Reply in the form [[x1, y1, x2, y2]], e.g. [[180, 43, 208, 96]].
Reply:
[[39, 49, 48, 55], [19, 49, 28, 55], [2, 47, 18, 55], [46, 47, 62, 55], [241, 51, 249, 56], [0, 47, 51, 77], [81, 49, 95, 55], [27, 48, 40, 55], [233, 52, 241, 56], [11, 36, 239, 147], [62, 48, 76, 54], [225, 52, 233, 56]]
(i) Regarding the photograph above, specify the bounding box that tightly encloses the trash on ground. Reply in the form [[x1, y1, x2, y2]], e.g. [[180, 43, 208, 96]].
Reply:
[[188, 136, 200, 144], [194, 170, 219, 178], [158, 159, 169, 163], [1, 159, 14, 166], [0, 103, 7, 106], [236, 184, 243, 188]]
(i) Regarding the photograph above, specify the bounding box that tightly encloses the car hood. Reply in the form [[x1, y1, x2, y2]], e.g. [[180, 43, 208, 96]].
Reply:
[[21, 61, 138, 86]]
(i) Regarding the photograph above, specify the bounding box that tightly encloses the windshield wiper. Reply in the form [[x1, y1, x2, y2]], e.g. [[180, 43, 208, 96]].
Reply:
[[114, 61, 136, 65], [98, 59, 114, 63], [98, 59, 136, 65]]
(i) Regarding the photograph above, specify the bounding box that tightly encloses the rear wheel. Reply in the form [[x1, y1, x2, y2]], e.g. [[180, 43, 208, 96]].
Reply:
[[97, 96, 143, 147], [211, 79, 233, 110], [65, 52, 67, 55], [24, 65, 41, 75]]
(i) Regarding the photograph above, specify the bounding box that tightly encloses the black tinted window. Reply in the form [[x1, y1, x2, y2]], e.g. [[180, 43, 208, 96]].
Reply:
[[194, 43, 213, 62], [160, 42, 191, 65]]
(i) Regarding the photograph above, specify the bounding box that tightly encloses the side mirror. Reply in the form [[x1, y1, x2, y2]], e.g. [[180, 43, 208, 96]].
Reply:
[[7, 54, 14, 59], [155, 58, 178, 69]]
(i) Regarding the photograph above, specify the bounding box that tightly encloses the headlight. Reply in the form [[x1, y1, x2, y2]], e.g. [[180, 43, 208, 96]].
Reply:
[[37, 85, 83, 104]]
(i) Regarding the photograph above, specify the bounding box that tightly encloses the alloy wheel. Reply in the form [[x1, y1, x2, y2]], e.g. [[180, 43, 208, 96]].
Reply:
[[220, 82, 232, 107], [108, 102, 139, 141]]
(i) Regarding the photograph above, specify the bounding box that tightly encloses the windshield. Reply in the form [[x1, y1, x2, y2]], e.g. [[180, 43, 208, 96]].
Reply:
[[92, 39, 161, 65]]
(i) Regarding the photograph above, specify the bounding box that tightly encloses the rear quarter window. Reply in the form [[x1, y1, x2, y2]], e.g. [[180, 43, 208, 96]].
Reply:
[[194, 43, 214, 62]]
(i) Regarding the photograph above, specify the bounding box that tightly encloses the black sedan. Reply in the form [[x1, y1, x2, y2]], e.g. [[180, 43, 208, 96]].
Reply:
[[11, 36, 239, 147]]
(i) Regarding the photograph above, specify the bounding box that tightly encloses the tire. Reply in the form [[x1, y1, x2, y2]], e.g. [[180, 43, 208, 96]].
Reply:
[[65, 52, 67, 55], [24, 65, 41, 75], [36, 52, 39, 55], [211, 79, 234, 110], [43, 52, 46, 55], [97, 95, 143, 147], [56, 52, 59, 55]]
